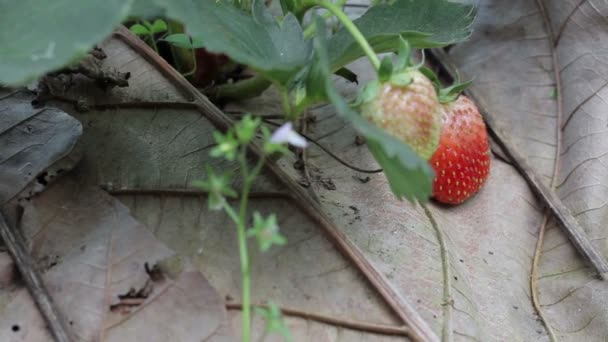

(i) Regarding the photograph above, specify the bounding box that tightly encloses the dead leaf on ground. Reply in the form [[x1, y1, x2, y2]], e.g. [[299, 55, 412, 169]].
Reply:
[[4, 1, 608, 340], [0, 179, 233, 342], [0, 90, 82, 205]]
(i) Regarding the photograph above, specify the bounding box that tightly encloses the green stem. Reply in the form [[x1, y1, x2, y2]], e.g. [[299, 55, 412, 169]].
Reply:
[[182, 48, 198, 77], [303, 0, 347, 37], [209, 75, 272, 103], [248, 156, 267, 184], [237, 149, 252, 342], [305, 0, 380, 70], [237, 215, 251, 342], [280, 89, 293, 120], [235, 148, 266, 342], [222, 201, 240, 225], [149, 33, 159, 53]]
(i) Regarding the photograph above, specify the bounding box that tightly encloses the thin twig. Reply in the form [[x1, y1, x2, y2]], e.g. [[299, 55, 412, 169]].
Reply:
[[115, 26, 440, 342], [0, 213, 72, 342], [226, 303, 410, 336], [102, 187, 288, 199], [428, 48, 608, 280], [422, 204, 453, 342]]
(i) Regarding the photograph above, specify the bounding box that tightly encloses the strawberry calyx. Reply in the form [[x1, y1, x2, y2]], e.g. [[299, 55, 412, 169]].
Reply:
[[419, 66, 473, 104]]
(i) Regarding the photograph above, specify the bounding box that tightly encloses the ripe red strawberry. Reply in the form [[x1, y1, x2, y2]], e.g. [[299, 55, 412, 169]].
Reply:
[[429, 96, 490, 204], [360, 69, 442, 159]]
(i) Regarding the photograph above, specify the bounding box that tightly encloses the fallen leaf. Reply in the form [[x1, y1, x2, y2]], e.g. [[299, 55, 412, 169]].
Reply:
[[45, 32, 411, 341], [0, 181, 234, 341], [0, 91, 81, 205]]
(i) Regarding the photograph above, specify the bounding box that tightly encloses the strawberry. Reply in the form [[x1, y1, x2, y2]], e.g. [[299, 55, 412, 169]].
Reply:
[[360, 68, 442, 159], [429, 95, 490, 204]]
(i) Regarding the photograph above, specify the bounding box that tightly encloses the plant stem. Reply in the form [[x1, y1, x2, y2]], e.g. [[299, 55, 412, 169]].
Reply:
[[222, 201, 240, 225], [148, 34, 159, 53], [237, 149, 252, 342], [209, 75, 272, 102], [422, 204, 453, 342], [303, 0, 347, 37], [235, 148, 266, 342], [305, 0, 380, 70], [182, 48, 198, 77], [280, 89, 293, 120], [236, 214, 251, 342]]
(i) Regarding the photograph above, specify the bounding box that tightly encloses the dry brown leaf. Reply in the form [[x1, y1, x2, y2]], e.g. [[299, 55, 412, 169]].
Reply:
[[44, 33, 411, 341], [0, 180, 233, 342], [0, 91, 81, 205]]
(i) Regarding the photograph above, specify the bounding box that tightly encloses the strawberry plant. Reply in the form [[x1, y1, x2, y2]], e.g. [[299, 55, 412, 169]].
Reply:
[[0, 0, 477, 204], [0, 0, 481, 340]]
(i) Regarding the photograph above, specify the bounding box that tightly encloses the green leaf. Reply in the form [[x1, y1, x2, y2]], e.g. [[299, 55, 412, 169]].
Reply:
[[419, 66, 441, 88], [328, 0, 476, 69], [150, 18, 168, 34], [234, 114, 262, 145], [162, 33, 205, 49], [378, 56, 393, 82], [142, 19, 154, 29], [210, 130, 239, 161], [279, 0, 295, 15], [357, 79, 380, 105], [247, 212, 287, 252], [155, 0, 312, 84], [130, 23, 150, 36], [420, 66, 473, 103], [192, 166, 237, 211], [304, 57, 328, 104], [255, 303, 292, 341], [311, 16, 433, 202], [395, 37, 411, 71], [438, 79, 473, 103], [129, 0, 166, 18], [366, 139, 433, 201], [0, 0, 133, 86], [390, 72, 412, 87]]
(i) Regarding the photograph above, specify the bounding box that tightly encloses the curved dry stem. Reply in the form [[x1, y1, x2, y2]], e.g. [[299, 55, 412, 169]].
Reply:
[[422, 204, 453, 342], [528, 1, 563, 341], [530, 212, 559, 342]]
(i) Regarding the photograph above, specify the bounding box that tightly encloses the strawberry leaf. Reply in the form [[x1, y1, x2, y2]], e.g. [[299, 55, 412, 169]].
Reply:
[[150, 19, 168, 34], [155, 0, 312, 85], [162, 34, 205, 49], [311, 16, 433, 202], [0, 0, 132, 86], [130, 0, 166, 18], [394, 37, 411, 71], [328, 0, 476, 69], [378, 56, 393, 82], [130, 24, 150, 36]]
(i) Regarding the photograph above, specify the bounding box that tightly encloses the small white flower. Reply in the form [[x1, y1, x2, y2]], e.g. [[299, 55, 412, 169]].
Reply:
[[270, 122, 308, 148]]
